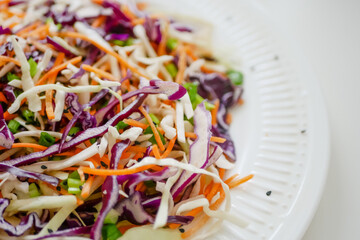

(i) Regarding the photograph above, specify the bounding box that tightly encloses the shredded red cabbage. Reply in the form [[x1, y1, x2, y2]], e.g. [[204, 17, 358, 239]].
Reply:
[[0, 105, 14, 149]]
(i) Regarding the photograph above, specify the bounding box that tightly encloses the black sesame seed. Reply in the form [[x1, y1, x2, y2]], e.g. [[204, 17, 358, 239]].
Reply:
[[179, 228, 185, 233], [96, 166, 101, 169], [41, 165, 47, 169], [56, 186, 61, 191], [48, 229, 53, 233], [301, 129, 306, 134], [79, 185, 83, 190], [266, 191, 272, 196], [100, 161, 108, 167], [84, 173, 89, 180]]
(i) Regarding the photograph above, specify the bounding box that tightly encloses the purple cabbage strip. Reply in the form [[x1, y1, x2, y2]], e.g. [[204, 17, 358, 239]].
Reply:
[[144, 17, 162, 44], [2, 95, 146, 167], [104, 33, 129, 41], [91, 140, 130, 240], [142, 196, 161, 209], [102, 0, 132, 33], [118, 167, 175, 195], [114, 191, 154, 225], [46, 36, 75, 57], [167, 215, 194, 225], [211, 125, 236, 162], [32, 226, 92, 240], [95, 80, 186, 125], [0, 105, 14, 149], [0, 42, 13, 56], [8, 0, 25, 6], [70, 46, 99, 80], [171, 103, 211, 198], [46, 7, 78, 26], [0, 198, 45, 237], [0, 26, 11, 35], [0, 163, 58, 186]]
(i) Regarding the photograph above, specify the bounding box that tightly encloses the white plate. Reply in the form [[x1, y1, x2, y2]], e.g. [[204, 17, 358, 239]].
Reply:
[[142, 0, 330, 239]]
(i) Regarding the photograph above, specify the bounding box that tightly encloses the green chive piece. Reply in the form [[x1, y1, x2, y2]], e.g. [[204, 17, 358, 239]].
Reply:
[[69, 170, 80, 179], [8, 120, 20, 134], [6, 72, 19, 82], [149, 113, 160, 125], [116, 121, 129, 131], [226, 70, 244, 86], [165, 63, 178, 78], [166, 38, 178, 50], [144, 126, 166, 145], [68, 127, 80, 136], [67, 187, 81, 195], [39, 132, 56, 147], [101, 224, 122, 240], [89, 138, 97, 144], [21, 109, 35, 123], [68, 178, 82, 188], [29, 183, 41, 198], [28, 58, 37, 78]]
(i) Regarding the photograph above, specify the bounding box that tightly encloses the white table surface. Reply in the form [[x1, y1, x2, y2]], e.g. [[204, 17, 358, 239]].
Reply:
[[256, 0, 360, 239]]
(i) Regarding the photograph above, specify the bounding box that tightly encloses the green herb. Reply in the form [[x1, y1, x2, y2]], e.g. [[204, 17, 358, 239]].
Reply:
[[116, 121, 129, 131], [144, 180, 156, 188], [166, 38, 178, 50], [149, 113, 160, 125], [56, 23, 62, 30], [101, 224, 122, 240], [112, 38, 134, 47], [39, 132, 56, 147], [22, 109, 35, 123], [104, 209, 120, 224], [28, 58, 37, 78], [6, 72, 19, 82], [66, 171, 83, 195], [183, 82, 214, 110], [68, 127, 80, 136], [29, 183, 41, 198], [8, 120, 20, 134], [226, 70, 243, 86], [165, 63, 178, 78], [90, 138, 97, 144], [144, 126, 166, 145]]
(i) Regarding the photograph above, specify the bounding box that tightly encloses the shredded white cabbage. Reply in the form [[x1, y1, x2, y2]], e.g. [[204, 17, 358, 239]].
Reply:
[[14, 130, 71, 141], [215, 154, 235, 169], [160, 115, 176, 140], [7, 79, 22, 88], [176, 101, 186, 143], [0, 62, 15, 78], [53, 83, 66, 122]]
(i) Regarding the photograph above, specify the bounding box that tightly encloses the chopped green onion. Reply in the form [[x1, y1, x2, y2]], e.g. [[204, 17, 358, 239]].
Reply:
[[165, 63, 178, 78], [183, 82, 215, 110], [204, 101, 215, 111], [68, 178, 82, 188], [67, 187, 81, 195], [102, 224, 122, 240], [144, 126, 166, 145], [29, 183, 41, 198], [39, 132, 56, 147], [65, 171, 84, 195], [149, 113, 160, 125], [68, 127, 80, 136], [6, 72, 19, 82], [28, 58, 37, 78], [21, 109, 35, 123], [104, 209, 120, 224], [8, 120, 20, 134], [60, 180, 68, 190], [56, 23, 62, 30], [69, 170, 80, 179], [166, 38, 178, 50], [116, 121, 129, 131], [226, 70, 243, 86], [90, 138, 97, 144], [112, 38, 133, 47]]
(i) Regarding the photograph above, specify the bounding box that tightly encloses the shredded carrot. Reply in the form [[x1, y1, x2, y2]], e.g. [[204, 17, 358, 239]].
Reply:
[[218, 168, 226, 179], [0, 92, 7, 103], [80, 175, 94, 199], [92, 0, 103, 5], [0, 143, 47, 151], [135, 181, 144, 191], [238, 98, 244, 105], [122, 5, 137, 20], [81, 164, 157, 176], [58, 31, 146, 77], [224, 174, 239, 184], [184, 132, 227, 143], [36, 56, 82, 85], [91, 15, 106, 28], [152, 145, 161, 159], [3, 111, 17, 121], [228, 174, 254, 189], [46, 52, 64, 120], [157, 21, 169, 56], [139, 106, 165, 151], [16, 21, 41, 36], [132, 152, 144, 161], [211, 99, 220, 125], [21, 24, 49, 39], [82, 64, 117, 81], [0, 56, 21, 66], [131, 18, 145, 26], [123, 119, 149, 129], [160, 136, 176, 158], [175, 46, 187, 84], [127, 146, 147, 154], [226, 113, 232, 125]]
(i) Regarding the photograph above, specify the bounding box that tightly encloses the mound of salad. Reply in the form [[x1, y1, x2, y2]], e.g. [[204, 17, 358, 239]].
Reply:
[[0, 0, 252, 239]]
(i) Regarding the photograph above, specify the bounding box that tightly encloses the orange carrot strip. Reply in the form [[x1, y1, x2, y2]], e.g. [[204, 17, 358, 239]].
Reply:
[[139, 106, 165, 151], [82, 64, 117, 81], [21, 24, 49, 38], [0, 92, 7, 103], [175, 46, 187, 84], [16, 21, 41, 36], [92, 0, 103, 4], [127, 146, 147, 154], [36, 56, 82, 85], [46, 52, 65, 120], [3, 111, 17, 121], [152, 145, 161, 159], [59, 31, 146, 77], [0, 56, 21, 66], [160, 136, 176, 159], [226, 113, 232, 125], [135, 181, 144, 191], [224, 174, 239, 184], [228, 174, 254, 189], [0, 143, 47, 151], [80, 175, 94, 199], [81, 164, 157, 176], [184, 132, 227, 143], [123, 119, 149, 129], [211, 99, 219, 125], [218, 168, 226, 180], [91, 15, 106, 28], [157, 21, 168, 56]]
